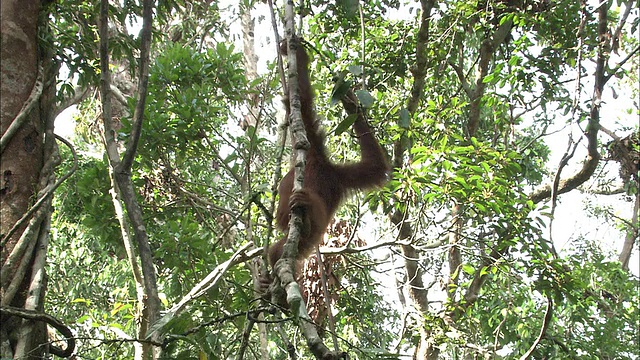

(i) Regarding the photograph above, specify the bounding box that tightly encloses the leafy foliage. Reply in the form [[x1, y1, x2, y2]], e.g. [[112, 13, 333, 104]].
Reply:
[[44, 0, 639, 358]]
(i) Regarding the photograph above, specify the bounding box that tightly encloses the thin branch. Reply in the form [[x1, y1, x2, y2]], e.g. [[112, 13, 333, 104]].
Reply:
[[519, 294, 553, 360], [318, 237, 427, 255], [406, 0, 435, 116], [448, 61, 472, 96], [598, 124, 622, 141], [52, 85, 92, 120], [549, 136, 581, 252], [264, 118, 289, 262], [544, 336, 577, 359], [98, 1, 161, 357], [159, 243, 259, 321], [316, 247, 339, 351], [267, 0, 287, 97], [530, 1, 610, 203], [389, 0, 436, 320], [203, 135, 245, 185], [603, 45, 640, 84], [237, 312, 256, 360], [619, 192, 639, 271], [1, 215, 40, 306], [611, 1, 633, 53], [120, 0, 153, 171], [99, 0, 118, 164], [588, 186, 626, 195], [178, 184, 237, 217], [387, 12, 438, 356], [358, 2, 366, 91], [18, 209, 52, 358], [571, 0, 587, 116], [110, 84, 129, 107], [467, 18, 512, 136], [459, 229, 511, 312]]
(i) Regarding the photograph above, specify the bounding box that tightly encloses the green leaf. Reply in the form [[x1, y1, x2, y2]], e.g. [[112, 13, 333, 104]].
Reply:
[[111, 302, 132, 316], [348, 65, 363, 76], [483, 73, 495, 83], [355, 89, 375, 108], [398, 108, 411, 129], [462, 264, 475, 275], [334, 113, 359, 136], [330, 73, 351, 105], [470, 137, 479, 147]]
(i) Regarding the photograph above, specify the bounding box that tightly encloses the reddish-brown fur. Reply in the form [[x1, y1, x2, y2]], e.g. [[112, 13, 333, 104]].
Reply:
[[268, 40, 389, 267]]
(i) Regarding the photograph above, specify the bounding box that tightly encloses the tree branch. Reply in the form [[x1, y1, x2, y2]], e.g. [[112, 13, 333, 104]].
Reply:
[[120, 0, 153, 171], [98, 1, 161, 357], [271, 9, 342, 358], [611, 0, 633, 53], [51, 85, 92, 120], [619, 192, 639, 271], [389, 1, 436, 358], [155, 243, 260, 329], [1, 306, 75, 358], [530, 1, 610, 203], [603, 44, 640, 84], [519, 294, 553, 360], [467, 19, 512, 136]]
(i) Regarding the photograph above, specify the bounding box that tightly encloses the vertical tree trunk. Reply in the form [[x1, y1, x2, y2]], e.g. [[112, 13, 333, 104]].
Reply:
[[390, 1, 436, 357], [1, 0, 51, 358], [239, 2, 260, 130], [98, 1, 162, 357], [239, 4, 270, 357]]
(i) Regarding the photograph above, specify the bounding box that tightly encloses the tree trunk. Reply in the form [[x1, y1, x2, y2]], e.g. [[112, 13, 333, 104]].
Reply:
[[1, 0, 53, 358]]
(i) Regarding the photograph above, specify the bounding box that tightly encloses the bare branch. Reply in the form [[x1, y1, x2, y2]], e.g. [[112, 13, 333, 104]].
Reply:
[[120, 0, 153, 171], [519, 295, 554, 360], [157, 243, 259, 324], [52, 85, 92, 120], [467, 19, 512, 136], [603, 45, 640, 84], [449, 61, 472, 96], [530, 1, 611, 203], [611, 1, 633, 53], [98, 1, 162, 357], [619, 193, 639, 271], [389, 2, 436, 357]]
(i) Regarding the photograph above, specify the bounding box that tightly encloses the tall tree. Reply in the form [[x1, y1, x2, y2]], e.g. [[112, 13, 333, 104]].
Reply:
[[1, 0, 66, 358]]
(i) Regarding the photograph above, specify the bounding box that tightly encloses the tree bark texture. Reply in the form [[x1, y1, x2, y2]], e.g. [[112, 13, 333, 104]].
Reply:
[[1, 0, 49, 358]]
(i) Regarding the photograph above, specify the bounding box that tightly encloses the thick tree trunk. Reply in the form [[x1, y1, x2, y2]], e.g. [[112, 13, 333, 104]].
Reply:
[[1, 0, 51, 358]]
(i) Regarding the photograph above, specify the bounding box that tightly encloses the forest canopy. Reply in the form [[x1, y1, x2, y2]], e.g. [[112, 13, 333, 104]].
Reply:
[[0, 0, 638, 359]]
